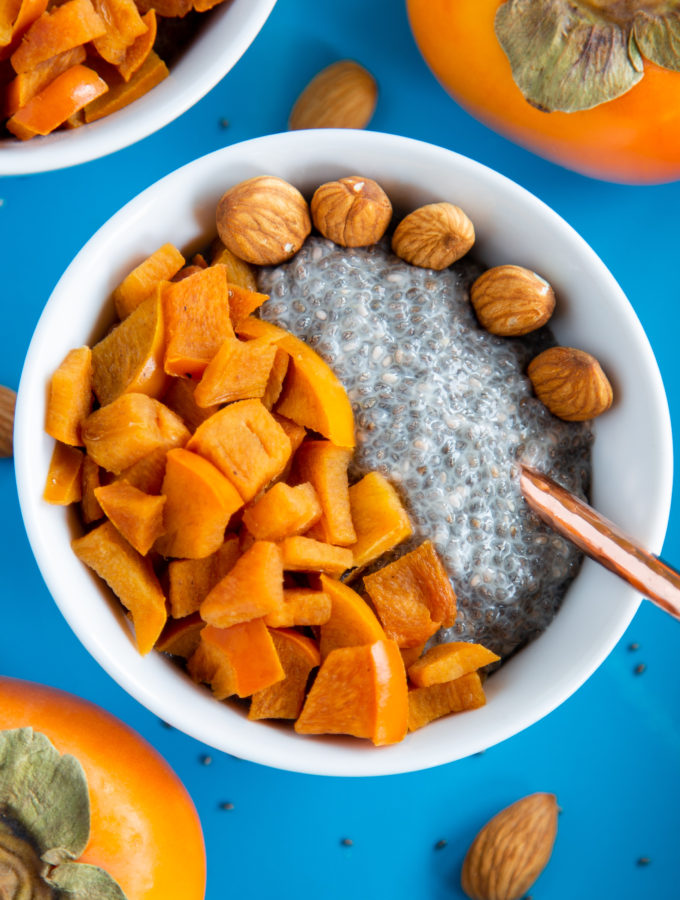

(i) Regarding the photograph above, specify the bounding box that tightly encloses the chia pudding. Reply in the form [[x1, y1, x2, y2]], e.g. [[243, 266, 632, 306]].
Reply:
[[257, 236, 593, 660]]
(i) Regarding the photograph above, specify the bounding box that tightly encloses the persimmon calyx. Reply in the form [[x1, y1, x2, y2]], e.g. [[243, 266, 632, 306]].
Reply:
[[0, 728, 128, 899], [495, 0, 680, 113]]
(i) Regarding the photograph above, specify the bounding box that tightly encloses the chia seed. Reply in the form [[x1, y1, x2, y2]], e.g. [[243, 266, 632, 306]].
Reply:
[[258, 238, 592, 660]]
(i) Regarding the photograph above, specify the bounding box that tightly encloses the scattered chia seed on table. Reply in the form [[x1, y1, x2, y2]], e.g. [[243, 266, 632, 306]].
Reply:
[[258, 237, 592, 660]]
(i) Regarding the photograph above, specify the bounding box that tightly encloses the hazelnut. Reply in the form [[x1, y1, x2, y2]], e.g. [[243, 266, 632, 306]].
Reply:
[[311, 176, 392, 247], [289, 60, 377, 131], [470, 265, 555, 336], [527, 346, 613, 421], [391, 202, 475, 270], [216, 175, 311, 266]]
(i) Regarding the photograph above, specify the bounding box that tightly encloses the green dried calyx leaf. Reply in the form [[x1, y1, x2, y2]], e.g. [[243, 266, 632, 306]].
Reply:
[[495, 0, 680, 113], [0, 728, 128, 900]]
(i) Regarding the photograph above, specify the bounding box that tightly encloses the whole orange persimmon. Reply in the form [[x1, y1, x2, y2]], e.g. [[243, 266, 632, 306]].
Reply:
[[0, 676, 206, 900], [407, 0, 680, 184]]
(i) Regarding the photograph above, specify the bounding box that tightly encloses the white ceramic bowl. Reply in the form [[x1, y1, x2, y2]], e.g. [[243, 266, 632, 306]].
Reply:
[[14, 130, 673, 775], [0, 0, 276, 175]]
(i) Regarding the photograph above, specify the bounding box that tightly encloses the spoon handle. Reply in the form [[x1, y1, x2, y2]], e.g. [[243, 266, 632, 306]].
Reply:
[[519, 465, 680, 621]]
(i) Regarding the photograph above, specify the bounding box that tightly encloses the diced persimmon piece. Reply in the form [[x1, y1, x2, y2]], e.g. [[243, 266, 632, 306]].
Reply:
[[92, 290, 168, 407], [43, 442, 82, 505], [211, 240, 257, 292], [347, 471, 413, 568], [72, 520, 166, 655], [224, 283, 268, 328], [271, 413, 306, 454], [1, 0, 48, 60], [162, 265, 234, 378], [317, 573, 386, 659], [81, 394, 189, 473], [188, 620, 285, 700], [115, 446, 167, 494], [91, 0, 147, 66], [80, 454, 104, 524], [407, 642, 500, 688], [242, 481, 321, 542], [237, 317, 355, 447], [294, 440, 356, 546], [117, 8, 155, 80], [363, 540, 457, 648], [192, 0, 222, 11], [400, 643, 426, 669], [94, 480, 166, 556], [295, 640, 408, 745], [262, 348, 289, 410], [0, 0, 21, 48], [249, 629, 320, 720], [264, 588, 331, 628], [407, 672, 487, 732], [200, 541, 283, 628], [7, 64, 107, 139], [280, 536, 352, 576], [194, 336, 276, 407], [161, 377, 218, 432], [5, 44, 85, 116], [83, 50, 168, 123], [187, 399, 291, 501], [155, 448, 243, 559], [45, 346, 92, 446], [155, 612, 204, 658], [167, 535, 240, 618], [10, 0, 105, 73], [112, 243, 184, 319]]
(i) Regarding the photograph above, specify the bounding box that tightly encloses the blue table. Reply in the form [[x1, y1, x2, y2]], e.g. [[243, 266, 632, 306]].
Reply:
[[2, 1, 680, 897]]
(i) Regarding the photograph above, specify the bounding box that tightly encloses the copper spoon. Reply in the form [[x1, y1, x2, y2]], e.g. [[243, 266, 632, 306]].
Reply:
[[520, 465, 680, 620]]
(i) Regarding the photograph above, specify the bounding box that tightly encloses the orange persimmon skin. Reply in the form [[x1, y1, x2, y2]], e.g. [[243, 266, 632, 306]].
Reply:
[[407, 0, 680, 183], [0, 677, 206, 900]]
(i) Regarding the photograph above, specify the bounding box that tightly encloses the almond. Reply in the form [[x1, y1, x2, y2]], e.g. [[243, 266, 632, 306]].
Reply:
[[311, 176, 392, 247], [391, 202, 475, 270], [470, 265, 555, 336], [0, 385, 16, 458], [527, 346, 613, 421], [461, 792, 558, 900], [288, 60, 377, 130], [216, 175, 311, 266]]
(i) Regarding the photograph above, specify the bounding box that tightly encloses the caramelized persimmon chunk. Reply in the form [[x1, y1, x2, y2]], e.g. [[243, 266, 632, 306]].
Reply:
[[10, 0, 105, 73], [83, 50, 169, 123], [293, 440, 356, 546], [161, 377, 219, 433], [45, 346, 92, 446], [242, 481, 322, 542], [295, 640, 408, 746], [186, 399, 291, 502], [72, 520, 166, 655], [81, 393, 189, 474], [407, 642, 500, 688], [168, 535, 240, 618], [194, 335, 277, 407], [200, 541, 283, 628], [155, 611, 204, 658], [94, 480, 166, 556], [407, 673, 486, 732], [91, 0, 147, 66], [317, 574, 386, 659], [210, 240, 257, 292], [112, 243, 184, 319], [80, 454, 104, 524], [43, 442, 82, 505], [188, 619, 284, 699], [347, 471, 413, 567], [155, 448, 243, 559], [264, 588, 331, 628], [261, 348, 289, 410], [279, 535, 353, 576], [115, 446, 167, 494], [249, 629, 320, 721], [363, 540, 457, 648]]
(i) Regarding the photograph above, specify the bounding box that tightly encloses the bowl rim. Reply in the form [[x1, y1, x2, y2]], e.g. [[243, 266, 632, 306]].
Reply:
[[0, 0, 277, 176], [14, 130, 674, 775]]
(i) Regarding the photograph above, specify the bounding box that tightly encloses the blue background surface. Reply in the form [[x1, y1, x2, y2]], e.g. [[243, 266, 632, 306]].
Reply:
[[2, 1, 680, 897]]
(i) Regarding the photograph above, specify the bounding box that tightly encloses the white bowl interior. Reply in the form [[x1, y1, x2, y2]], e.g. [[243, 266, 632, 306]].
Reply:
[[0, 0, 276, 175], [14, 130, 673, 775]]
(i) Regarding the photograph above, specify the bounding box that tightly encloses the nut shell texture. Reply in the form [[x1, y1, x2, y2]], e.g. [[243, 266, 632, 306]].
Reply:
[[311, 176, 392, 247], [527, 346, 613, 421], [461, 792, 558, 900], [392, 202, 475, 269], [216, 175, 311, 266], [471, 265, 555, 336], [289, 60, 377, 130]]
